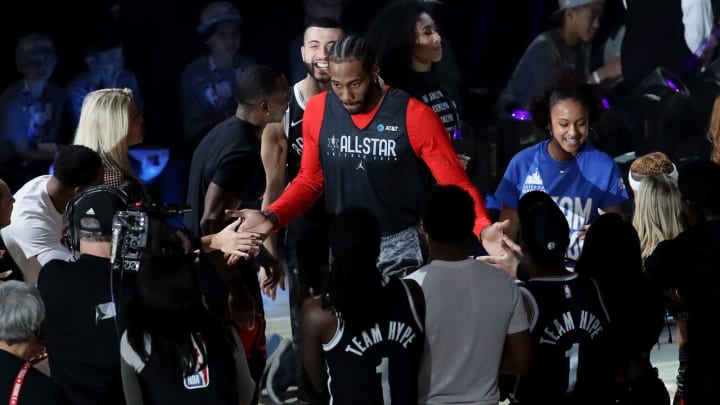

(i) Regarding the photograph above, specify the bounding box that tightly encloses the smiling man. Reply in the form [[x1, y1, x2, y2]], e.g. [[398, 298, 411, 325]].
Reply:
[[259, 17, 343, 404], [239, 35, 506, 279]]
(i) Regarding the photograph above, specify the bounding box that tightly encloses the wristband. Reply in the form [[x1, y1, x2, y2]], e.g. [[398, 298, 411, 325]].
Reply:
[[261, 209, 279, 227]]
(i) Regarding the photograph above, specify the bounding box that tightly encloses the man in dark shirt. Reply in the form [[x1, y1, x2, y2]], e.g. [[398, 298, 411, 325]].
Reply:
[[37, 186, 131, 405], [184, 64, 289, 405], [259, 17, 343, 403]]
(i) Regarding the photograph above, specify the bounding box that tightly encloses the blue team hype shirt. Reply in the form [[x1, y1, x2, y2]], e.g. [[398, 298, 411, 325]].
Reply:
[[494, 140, 628, 261]]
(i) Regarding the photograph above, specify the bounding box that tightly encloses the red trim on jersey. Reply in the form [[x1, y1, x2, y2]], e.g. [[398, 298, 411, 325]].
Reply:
[[267, 88, 491, 238]]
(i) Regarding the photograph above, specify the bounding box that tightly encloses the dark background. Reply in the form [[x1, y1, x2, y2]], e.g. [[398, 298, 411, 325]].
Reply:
[[8, 0, 710, 202], [0, 0, 580, 146]]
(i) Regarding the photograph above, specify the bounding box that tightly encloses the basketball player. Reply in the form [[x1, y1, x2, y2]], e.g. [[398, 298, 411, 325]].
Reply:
[[510, 191, 613, 404], [300, 207, 424, 403]]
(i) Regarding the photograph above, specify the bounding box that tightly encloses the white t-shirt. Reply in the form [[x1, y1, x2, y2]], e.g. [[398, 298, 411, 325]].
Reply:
[[1, 175, 72, 284], [681, 0, 714, 53], [406, 259, 529, 405]]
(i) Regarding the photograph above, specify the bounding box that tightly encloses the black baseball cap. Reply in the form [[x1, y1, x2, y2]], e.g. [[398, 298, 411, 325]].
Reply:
[[518, 191, 569, 264]]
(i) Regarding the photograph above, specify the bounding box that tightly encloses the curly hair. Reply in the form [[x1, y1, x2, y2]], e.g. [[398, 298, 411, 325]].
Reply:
[[364, 0, 460, 103], [529, 68, 602, 131], [53, 145, 102, 188]]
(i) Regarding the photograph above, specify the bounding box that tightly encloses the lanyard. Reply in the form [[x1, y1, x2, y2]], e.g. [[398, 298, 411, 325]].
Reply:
[[9, 361, 32, 405]]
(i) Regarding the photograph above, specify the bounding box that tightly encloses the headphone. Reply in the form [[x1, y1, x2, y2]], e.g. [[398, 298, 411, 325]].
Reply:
[[64, 185, 129, 252]]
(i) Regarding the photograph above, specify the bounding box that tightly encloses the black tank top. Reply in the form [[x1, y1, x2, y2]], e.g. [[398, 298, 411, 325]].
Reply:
[[514, 273, 614, 404], [323, 279, 423, 404], [286, 82, 306, 181], [319, 88, 433, 235], [286, 82, 326, 220], [137, 335, 239, 404]]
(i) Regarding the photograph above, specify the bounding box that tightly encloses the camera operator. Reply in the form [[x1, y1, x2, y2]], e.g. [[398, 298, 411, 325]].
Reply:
[[37, 185, 261, 405], [37, 185, 138, 404]]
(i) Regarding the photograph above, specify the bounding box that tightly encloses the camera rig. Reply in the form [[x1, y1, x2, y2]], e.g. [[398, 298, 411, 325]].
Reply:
[[110, 202, 190, 273]]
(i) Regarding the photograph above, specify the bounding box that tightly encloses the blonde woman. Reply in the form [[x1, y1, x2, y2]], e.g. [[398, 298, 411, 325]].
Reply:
[[73, 88, 146, 201], [632, 174, 685, 260], [632, 174, 686, 405]]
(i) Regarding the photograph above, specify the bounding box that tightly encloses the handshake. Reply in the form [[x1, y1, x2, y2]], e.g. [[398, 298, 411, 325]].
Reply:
[[204, 209, 276, 264], [205, 209, 285, 307]]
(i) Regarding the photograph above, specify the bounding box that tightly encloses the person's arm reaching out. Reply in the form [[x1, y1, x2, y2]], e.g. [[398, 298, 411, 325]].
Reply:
[[406, 99, 491, 237]]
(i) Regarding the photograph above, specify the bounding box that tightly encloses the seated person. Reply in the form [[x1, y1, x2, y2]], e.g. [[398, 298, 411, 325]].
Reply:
[[180, 1, 256, 142], [0, 281, 65, 404], [496, 0, 605, 113], [0, 34, 66, 191], [73, 88, 148, 202], [66, 32, 143, 129], [626, 151, 677, 195], [0, 145, 103, 284]]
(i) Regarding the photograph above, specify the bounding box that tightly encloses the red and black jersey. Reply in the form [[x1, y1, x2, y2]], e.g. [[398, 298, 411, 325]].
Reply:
[[319, 88, 432, 235], [268, 86, 491, 237]]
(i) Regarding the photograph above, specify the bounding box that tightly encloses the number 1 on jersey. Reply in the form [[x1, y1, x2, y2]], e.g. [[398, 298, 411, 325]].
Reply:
[[565, 343, 579, 393], [375, 357, 390, 404]]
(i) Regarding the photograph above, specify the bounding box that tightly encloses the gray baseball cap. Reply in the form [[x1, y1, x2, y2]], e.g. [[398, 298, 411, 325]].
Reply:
[[557, 0, 605, 12]]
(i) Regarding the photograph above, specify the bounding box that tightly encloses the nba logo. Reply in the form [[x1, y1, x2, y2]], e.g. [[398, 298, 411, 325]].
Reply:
[[183, 336, 210, 389], [183, 366, 210, 389]]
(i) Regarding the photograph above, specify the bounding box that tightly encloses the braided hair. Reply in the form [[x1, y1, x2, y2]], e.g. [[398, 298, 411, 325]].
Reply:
[[329, 35, 377, 73]]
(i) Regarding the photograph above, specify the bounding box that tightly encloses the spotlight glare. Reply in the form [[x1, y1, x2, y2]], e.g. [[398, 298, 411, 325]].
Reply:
[[511, 109, 532, 121], [664, 78, 680, 92]]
